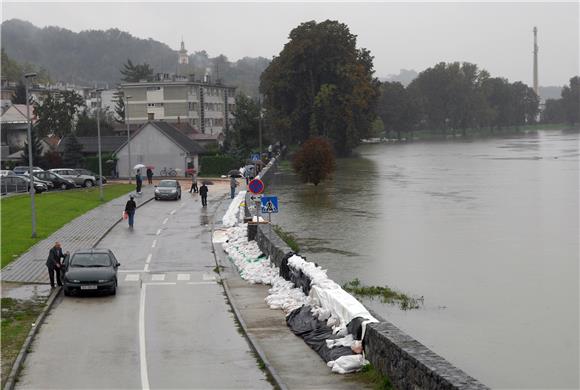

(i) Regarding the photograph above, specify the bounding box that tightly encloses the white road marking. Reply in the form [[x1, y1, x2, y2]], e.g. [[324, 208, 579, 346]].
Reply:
[[162, 218, 168, 225], [187, 281, 217, 286], [151, 274, 165, 281], [125, 274, 140, 281], [177, 274, 190, 281], [202, 273, 216, 281], [144, 263, 150, 273], [139, 284, 150, 390], [151, 239, 157, 248], [145, 254, 152, 264], [156, 229, 161, 236], [143, 282, 177, 286], [170, 209, 176, 215]]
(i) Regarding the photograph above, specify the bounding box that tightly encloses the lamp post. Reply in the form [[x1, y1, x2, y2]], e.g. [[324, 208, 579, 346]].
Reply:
[[125, 95, 132, 184], [95, 88, 104, 201], [24, 72, 37, 237]]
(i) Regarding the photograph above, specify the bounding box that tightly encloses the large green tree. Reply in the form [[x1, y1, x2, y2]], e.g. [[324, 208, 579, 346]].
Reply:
[[377, 81, 420, 139], [61, 135, 85, 167], [75, 109, 115, 137], [260, 20, 379, 156], [227, 95, 260, 156], [120, 59, 154, 82], [561, 76, 579, 124], [34, 90, 85, 138], [20, 129, 44, 168]]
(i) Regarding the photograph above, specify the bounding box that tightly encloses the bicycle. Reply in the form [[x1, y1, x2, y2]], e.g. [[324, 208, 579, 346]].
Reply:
[[159, 167, 177, 177]]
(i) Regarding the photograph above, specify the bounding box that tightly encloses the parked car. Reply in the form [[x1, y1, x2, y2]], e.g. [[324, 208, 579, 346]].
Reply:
[[0, 175, 48, 194], [23, 174, 55, 190], [0, 170, 15, 177], [13, 166, 43, 175], [62, 248, 120, 296], [74, 169, 107, 184], [50, 168, 96, 188], [154, 179, 181, 200], [32, 170, 76, 190]]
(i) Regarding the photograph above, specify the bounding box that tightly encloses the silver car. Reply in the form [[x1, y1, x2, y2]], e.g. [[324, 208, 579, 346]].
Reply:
[[50, 168, 96, 188]]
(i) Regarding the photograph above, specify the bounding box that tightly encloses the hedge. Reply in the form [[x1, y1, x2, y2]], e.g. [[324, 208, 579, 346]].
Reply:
[[84, 154, 117, 176], [200, 155, 238, 176]]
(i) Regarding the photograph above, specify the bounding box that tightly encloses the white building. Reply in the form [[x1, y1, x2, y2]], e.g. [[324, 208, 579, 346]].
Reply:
[[114, 121, 205, 178]]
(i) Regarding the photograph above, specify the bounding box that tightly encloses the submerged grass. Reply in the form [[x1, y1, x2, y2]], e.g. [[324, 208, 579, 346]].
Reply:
[[272, 224, 300, 253], [343, 278, 423, 310], [354, 364, 393, 390]]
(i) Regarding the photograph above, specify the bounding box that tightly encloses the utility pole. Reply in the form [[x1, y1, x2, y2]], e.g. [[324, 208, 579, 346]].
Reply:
[[533, 26, 539, 97], [258, 96, 263, 160], [25, 72, 37, 238], [125, 95, 132, 184], [95, 88, 104, 201]]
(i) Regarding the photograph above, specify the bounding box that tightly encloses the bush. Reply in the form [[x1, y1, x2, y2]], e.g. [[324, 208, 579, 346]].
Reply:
[[200, 155, 238, 176], [84, 154, 117, 176], [291, 137, 336, 185]]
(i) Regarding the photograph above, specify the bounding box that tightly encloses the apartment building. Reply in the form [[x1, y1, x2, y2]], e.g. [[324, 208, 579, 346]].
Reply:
[[120, 74, 236, 136]]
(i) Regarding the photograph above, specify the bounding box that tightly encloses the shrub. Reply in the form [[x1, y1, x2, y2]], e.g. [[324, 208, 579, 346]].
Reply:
[[291, 137, 336, 185], [200, 155, 238, 176]]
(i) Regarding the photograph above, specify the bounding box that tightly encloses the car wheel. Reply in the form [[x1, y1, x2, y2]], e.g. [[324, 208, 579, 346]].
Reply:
[[155, 197, 158, 200], [84, 180, 94, 188], [63, 287, 71, 296]]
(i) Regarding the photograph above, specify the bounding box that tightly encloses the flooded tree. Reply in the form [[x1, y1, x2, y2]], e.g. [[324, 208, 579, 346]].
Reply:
[[292, 137, 336, 186]]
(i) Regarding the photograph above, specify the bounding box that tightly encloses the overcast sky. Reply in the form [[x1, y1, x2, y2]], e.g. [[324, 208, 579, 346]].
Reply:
[[2, 1, 578, 86]]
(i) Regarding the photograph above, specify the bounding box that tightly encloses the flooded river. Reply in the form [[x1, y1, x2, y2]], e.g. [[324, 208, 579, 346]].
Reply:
[[267, 130, 579, 389]]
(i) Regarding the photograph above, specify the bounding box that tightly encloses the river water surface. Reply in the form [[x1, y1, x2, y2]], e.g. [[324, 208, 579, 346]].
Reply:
[[267, 130, 579, 389]]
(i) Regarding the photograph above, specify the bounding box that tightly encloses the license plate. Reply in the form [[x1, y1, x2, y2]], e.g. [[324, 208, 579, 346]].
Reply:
[[80, 285, 97, 290]]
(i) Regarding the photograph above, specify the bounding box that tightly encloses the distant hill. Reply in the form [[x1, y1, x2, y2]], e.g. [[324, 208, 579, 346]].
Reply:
[[0, 19, 269, 96], [538, 86, 563, 101]]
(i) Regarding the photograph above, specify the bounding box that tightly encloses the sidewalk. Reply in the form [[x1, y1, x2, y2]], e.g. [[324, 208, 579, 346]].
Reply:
[[1, 187, 154, 284]]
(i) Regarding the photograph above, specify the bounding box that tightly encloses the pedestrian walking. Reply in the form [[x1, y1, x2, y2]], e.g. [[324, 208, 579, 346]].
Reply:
[[135, 170, 143, 193], [125, 195, 137, 229], [46, 242, 67, 288], [199, 183, 208, 207], [189, 170, 198, 193], [146, 168, 153, 185], [230, 176, 238, 199]]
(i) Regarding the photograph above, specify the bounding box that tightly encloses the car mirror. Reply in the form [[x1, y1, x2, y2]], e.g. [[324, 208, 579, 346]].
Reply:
[[116, 262, 121, 267]]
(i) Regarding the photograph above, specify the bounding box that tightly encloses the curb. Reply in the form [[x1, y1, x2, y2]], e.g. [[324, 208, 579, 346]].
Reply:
[[3, 286, 61, 390], [208, 198, 288, 390], [3, 192, 155, 389]]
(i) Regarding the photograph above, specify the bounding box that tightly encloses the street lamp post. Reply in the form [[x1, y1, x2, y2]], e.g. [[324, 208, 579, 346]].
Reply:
[[95, 88, 104, 201], [125, 95, 132, 184], [25, 72, 37, 238]]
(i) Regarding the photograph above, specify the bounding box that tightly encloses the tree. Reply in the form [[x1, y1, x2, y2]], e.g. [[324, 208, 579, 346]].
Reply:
[[34, 90, 85, 138], [227, 95, 260, 156], [120, 59, 154, 82], [75, 109, 115, 136], [292, 137, 336, 186], [11, 81, 27, 104], [113, 90, 125, 123], [561, 76, 579, 124], [61, 135, 85, 167], [377, 81, 419, 139], [260, 20, 379, 156], [21, 129, 44, 168]]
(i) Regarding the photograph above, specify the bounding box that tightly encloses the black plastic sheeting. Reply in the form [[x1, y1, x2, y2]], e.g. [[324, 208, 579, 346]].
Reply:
[[286, 305, 354, 363], [347, 317, 366, 340], [279, 253, 316, 296]]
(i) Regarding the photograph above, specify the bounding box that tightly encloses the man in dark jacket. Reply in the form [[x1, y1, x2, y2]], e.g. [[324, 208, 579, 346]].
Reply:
[[46, 242, 67, 288], [125, 195, 137, 229], [146, 168, 153, 185], [199, 183, 208, 207]]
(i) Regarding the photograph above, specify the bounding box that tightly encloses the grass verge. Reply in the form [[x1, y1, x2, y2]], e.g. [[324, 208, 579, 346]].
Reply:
[[1, 296, 48, 388], [272, 224, 300, 252], [1, 184, 133, 268], [343, 278, 423, 310], [353, 364, 393, 390]]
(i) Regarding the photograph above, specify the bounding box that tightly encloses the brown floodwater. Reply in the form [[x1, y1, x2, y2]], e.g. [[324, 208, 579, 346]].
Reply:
[[267, 129, 579, 389]]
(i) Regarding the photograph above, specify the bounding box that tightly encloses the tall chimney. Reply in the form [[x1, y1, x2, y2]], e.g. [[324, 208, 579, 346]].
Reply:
[[533, 26, 539, 96]]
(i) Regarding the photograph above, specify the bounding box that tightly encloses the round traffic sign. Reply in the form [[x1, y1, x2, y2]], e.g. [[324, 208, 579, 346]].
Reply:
[[248, 178, 265, 195]]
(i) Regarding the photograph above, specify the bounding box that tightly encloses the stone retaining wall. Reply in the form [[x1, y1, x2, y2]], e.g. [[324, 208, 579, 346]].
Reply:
[[247, 157, 489, 389]]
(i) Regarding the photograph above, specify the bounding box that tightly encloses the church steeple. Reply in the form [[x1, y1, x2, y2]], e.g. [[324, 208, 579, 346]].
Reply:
[[178, 38, 188, 65]]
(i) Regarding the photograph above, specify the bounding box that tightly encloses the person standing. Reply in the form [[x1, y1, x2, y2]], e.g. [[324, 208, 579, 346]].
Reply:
[[46, 242, 67, 288], [125, 195, 137, 229], [135, 170, 143, 193], [189, 170, 198, 193], [230, 176, 238, 199], [146, 168, 153, 185], [199, 183, 208, 207]]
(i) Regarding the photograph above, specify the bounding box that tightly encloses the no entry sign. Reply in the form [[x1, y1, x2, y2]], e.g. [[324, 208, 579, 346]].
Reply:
[[248, 178, 265, 195]]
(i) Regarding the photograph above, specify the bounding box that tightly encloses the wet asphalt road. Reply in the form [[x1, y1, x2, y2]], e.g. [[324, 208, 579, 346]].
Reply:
[[16, 190, 271, 389]]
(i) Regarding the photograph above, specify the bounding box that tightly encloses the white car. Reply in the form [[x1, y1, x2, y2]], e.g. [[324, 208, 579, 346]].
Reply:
[[0, 170, 15, 177], [50, 168, 96, 188]]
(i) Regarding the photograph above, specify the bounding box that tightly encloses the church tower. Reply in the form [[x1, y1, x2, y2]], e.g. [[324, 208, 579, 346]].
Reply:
[[178, 38, 189, 76]]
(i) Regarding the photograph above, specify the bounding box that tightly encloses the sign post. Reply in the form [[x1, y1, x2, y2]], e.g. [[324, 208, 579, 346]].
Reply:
[[261, 196, 279, 253], [248, 178, 265, 224]]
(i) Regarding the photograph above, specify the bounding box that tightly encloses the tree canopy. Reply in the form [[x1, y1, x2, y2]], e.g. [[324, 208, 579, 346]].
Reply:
[[120, 59, 154, 82], [260, 20, 379, 156], [34, 90, 85, 138], [292, 137, 336, 186]]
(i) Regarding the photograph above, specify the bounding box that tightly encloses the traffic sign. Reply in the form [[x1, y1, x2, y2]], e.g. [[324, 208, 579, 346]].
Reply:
[[251, 153, 260, 161], [250, 194, 263, 201], [248, 178, 265, 195], [261, 196, 278, 213]]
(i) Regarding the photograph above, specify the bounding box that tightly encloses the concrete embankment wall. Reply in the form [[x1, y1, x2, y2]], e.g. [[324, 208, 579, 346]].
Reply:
[[249, 158, 488, 390]]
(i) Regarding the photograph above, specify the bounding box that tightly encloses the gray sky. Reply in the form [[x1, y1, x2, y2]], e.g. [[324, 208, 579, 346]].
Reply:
[[2, 1, 578, 86]]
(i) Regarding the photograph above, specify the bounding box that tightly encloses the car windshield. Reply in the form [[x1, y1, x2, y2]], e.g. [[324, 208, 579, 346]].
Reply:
[[159, 181, 177, 187], [70, 253, 112, 267]]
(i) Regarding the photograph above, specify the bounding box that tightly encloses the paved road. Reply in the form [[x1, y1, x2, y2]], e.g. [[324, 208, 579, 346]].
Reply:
[[16, 190, 272, 389]]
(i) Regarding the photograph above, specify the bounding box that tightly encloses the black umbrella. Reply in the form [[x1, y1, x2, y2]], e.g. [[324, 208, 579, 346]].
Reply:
[[228, 170, 242, 178]]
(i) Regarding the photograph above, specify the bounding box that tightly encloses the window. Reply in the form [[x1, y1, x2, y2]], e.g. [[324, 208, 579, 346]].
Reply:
[[147, 86, 161, 91], [147, 103, 164, 107]]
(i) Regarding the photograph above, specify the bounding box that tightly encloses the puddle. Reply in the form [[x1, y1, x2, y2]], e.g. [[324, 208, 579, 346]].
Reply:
[[2, 283, 52, 300]]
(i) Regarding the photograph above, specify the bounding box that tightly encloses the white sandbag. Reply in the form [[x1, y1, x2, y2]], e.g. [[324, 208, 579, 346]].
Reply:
[[326, 334, 354, 349], [327, 355, 368, 374], [309, 285, 378, 327], [222, 191, 247, 227]]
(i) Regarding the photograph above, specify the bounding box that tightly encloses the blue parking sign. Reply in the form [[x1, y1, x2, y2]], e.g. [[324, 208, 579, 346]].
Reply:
[[261, 196, 278, 213]]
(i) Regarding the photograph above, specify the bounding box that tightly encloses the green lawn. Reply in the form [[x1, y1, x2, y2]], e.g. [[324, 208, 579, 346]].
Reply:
[[1, 184, 133, 268]]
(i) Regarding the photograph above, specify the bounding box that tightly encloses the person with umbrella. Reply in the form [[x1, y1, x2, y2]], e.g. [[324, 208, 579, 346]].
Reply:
[[134, 164, 145, 193], [189, 169, 198, 193]]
